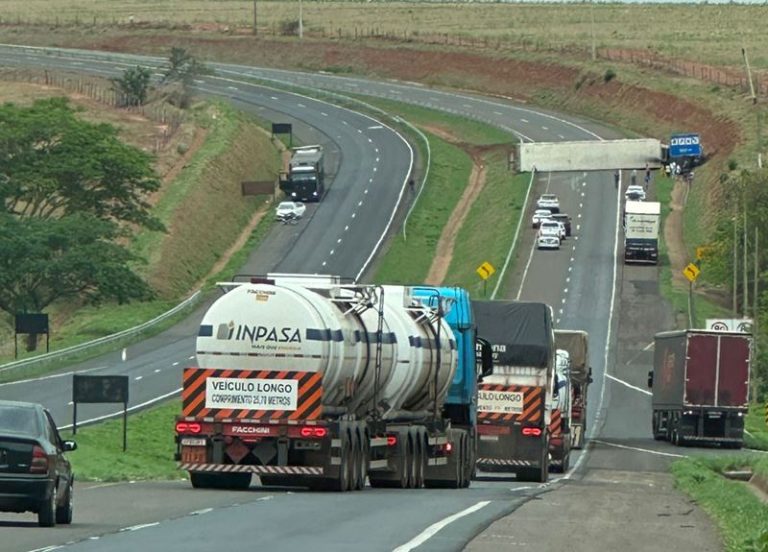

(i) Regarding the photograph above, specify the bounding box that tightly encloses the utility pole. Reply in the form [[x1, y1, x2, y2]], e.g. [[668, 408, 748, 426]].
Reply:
[[590, 2, 597, 62], [742, 47, 757, 105], [299, 0, 304, 39], [253, 0, 257, 35], [743, 195, 749, 318], [733, 213, 738, 316], [753, 227, 759, 393]]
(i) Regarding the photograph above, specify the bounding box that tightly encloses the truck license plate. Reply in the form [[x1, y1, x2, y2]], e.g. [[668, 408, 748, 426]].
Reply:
[[181, 446, 207, 464], [181, 438, 206, 447]]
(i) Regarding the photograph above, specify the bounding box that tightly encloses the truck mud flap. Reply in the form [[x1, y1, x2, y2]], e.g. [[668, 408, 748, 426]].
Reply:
[[180, 462, 324, 476]]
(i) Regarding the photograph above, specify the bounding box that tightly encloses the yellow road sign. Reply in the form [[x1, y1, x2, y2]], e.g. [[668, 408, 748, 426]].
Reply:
[[476, 261, 496, 280], [695, 246, 710, 261], [683, 263, 700, 283]]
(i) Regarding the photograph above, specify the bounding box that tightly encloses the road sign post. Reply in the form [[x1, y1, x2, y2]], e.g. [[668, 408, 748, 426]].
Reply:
[[475, 261, 496, 298], [683, 263, 701, 328]]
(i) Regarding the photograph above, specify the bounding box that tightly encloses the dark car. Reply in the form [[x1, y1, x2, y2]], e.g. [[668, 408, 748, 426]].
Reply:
[[0, 400, 76, 526], [550, 213, 572, 237]]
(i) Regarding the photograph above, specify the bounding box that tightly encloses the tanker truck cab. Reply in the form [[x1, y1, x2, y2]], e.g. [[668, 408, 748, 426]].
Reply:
[[176, 276, 478, 491]]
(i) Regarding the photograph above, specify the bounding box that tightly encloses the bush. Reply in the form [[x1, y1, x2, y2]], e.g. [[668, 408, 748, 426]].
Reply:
[[603, 68, 617, 83], [728, 159, 739, 171], [279, 19, 301, 36]]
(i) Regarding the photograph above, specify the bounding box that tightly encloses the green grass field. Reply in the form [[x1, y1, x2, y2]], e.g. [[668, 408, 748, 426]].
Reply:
[[1, 1, 767, 70], [63, 401, 182, 481], [673, 456, 768, 552]]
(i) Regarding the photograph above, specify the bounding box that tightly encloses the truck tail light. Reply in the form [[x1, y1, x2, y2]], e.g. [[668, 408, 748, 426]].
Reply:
[[522, 427, 543, 437], [444, 442, 453, 453], [30, 445, 49, 474], [386, 435, 397, 447], [299, 427, 328, 438], [175, 421, 202, 434]]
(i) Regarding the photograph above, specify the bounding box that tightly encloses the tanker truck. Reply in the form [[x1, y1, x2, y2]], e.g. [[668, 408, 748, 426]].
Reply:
[[554, 330, 591, 449], [175, 274, 484, 491], [472, 300, 555, 483]]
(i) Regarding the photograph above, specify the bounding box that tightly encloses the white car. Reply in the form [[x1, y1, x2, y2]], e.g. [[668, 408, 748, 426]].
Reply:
[[531, 209, 553, 228], [536, 194, 560, 213], [275, 201, 306, 220], [539, 220, 565, 241], [537, 234, 560, 250], [625, 185, 646, 201]]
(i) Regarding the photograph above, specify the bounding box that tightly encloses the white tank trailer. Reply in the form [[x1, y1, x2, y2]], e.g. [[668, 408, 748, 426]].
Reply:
[[176, 275, 477, 492]]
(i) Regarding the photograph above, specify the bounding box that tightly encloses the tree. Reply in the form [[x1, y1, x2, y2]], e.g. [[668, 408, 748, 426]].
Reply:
[[0, 97, 162, 231], [161, 48, 212, 108], [111, 65, 152, 106], [0, 213, 152, 316], [0, 98, 162, 349]]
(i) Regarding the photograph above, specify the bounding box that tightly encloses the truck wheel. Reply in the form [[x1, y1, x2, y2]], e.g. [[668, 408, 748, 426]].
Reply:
[[331, 434, 352, 492], [404, 436, 416, 489], [410, 429, 425, 489], [354, 431, 368, 491], [460, 433, 471, 488], [349, 432, 361, 492]]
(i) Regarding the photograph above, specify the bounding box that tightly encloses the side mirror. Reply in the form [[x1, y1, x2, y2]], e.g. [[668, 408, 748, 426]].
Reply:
[[62, 441, 77, 452], [588, 367, 594, 384], [647, 370, 654, 389]]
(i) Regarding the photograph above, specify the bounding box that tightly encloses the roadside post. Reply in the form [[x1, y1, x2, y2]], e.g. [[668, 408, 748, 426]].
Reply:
[[682, 262, 701, 327], [475, 261, 496, 298]]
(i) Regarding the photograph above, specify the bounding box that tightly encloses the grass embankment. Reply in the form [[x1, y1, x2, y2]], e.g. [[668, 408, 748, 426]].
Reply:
[[655, 175, 730, 329], [369, 100, 524, 290], [673, 456, 768, 552], [63, 401, 181, 482], [746, 403, 768, 452], [0, 99, 281, 377]]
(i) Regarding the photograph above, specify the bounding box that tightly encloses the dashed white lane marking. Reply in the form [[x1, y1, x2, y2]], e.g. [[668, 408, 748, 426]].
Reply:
[[368, 125, 383, 130], [558, 134, 565, 139], [568, 266, 573, 272], [520, 118, 529, 123], [566, 277, 570, 283], [592, 439, 685, 459], [227, 86, 238, 91], [358, 200, 363, 206], [345, 225, 349, 231], [190, 508, 214, 516], [561, 298, 566, 304], [172, 362, 179, 366], [542, 126, 548, 130], [322, 261, 327, 267], [373, 166, 377, 171], [572, 245, 576, 251], [556, 318, 561, 324], [365, 189, 369, 194], [559, 308, 564, 314], [463, 104, 472, 108], [135, 376, 143, 381], [330, 249, 335, 255], [577, 213, 582, 218], [68, 401, 74, 406], [28, 546, 62, 552], [605, 373, 653, 396], [120, 522, 160, 532], [321, 112, 328, 116], [579, 203, 583, 208], [644, 342, 655, 351], [193, 79, 205, 84], [393, 501, 492, 552], [582, 182, 587, 187], [494, 111, 503, 115], [570, 257, 575, 262], [375, 157, 380, 163], [375, 148, 379, 153], [352, 213, 356, 218], [337, 238, 342, 243], [270, 96, 278, 100], [581, 191, 586, 197], [577, 224, 581, 231], [342, 120, 348, 125], [188, 356, 194, 360], [564, 288, 568, 294], [154, 369, 161, 373], [297, 103, 306, 108]]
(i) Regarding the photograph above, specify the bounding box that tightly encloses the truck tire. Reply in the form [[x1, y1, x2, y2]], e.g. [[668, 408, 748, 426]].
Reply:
[[460, 432, 471, 488], [349, 432, 361, 492], [354, 430, 368, 491], [329, 433, 352, 492], [410, 429, 425, 489]]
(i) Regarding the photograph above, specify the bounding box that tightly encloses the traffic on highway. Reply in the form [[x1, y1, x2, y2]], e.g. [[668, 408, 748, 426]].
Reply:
[[0, 44, 754, 552]]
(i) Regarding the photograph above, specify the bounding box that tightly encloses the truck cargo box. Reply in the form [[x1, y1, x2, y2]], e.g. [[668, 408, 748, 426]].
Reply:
[[653, 330, 750, 410]]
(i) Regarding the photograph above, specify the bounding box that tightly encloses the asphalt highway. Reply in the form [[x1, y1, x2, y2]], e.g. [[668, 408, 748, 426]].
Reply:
[[0, 44, 738, 552]]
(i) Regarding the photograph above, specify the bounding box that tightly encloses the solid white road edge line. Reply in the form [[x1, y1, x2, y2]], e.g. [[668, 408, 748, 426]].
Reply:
[[493, 170, 536, 299], [392, 501, 492, 552], [591, 439, 686, 459], [605, 373, 653, 396]]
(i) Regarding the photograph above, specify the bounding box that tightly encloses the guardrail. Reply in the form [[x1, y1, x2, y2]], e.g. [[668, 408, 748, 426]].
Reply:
[[0, 290, 203, 375]]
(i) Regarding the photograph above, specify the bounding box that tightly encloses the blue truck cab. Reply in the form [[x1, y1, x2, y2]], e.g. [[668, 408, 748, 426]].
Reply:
[[412, 287, 492, 435]]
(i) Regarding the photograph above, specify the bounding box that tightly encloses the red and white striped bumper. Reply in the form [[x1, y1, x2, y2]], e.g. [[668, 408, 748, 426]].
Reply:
[[180, 463, 324, 476]]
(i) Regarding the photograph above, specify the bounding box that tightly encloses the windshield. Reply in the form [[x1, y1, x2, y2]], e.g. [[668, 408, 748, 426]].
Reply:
[[0, 405, 40, 435]]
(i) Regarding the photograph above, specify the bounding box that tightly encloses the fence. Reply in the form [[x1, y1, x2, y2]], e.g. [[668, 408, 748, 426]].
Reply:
[[0, 68, 186, 152]]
